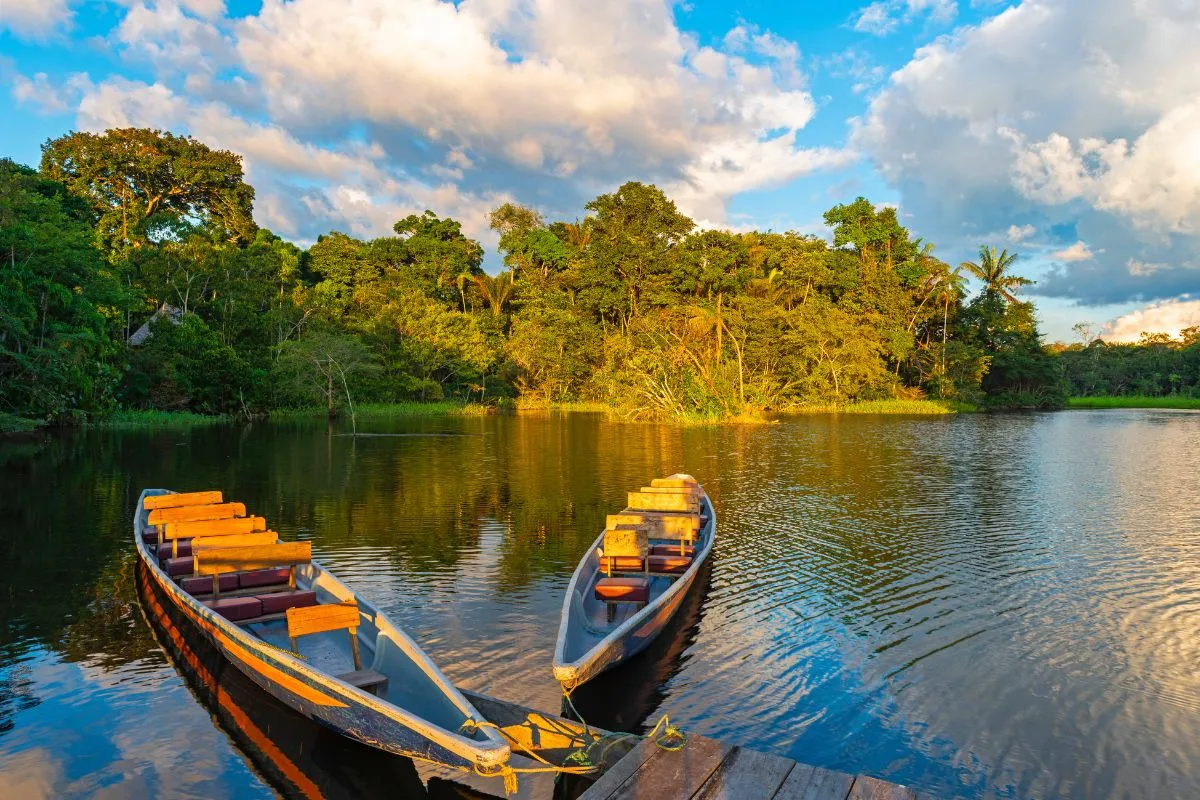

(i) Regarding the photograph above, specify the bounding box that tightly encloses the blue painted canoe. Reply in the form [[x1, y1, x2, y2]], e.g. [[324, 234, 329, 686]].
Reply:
[[134, 489, 510, 777], [553, 475, 716, 690]]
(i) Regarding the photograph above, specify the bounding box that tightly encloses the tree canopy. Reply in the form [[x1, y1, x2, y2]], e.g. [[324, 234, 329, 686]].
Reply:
[[1, 127, 1080, 425]]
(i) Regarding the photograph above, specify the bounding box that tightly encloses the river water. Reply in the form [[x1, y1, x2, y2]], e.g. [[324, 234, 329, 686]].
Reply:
[[1, 410, 1198, 799]]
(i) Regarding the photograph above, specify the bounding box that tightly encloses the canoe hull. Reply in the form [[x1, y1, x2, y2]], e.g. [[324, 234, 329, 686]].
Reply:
[[553, 486, 716, 689], [134, 490, 508, 774]]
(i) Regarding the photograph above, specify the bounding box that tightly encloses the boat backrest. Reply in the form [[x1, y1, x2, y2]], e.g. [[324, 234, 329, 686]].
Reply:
[[603, 526, 648, 558], [144, 490, 223, 510], [626, 490, 699, 514], [608, 512, 700, 540], [601, 526, 648, 577], [161, 516, 267, 541], [148, 502, 247, 525], [650, 475, 698, 489], [194, 541, 311, 598], [286, 601, 364, 670], [191, 531, 278, 551]]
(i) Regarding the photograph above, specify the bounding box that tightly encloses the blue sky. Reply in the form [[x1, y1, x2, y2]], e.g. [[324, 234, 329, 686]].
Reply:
[[3, 0, 1199, 341]]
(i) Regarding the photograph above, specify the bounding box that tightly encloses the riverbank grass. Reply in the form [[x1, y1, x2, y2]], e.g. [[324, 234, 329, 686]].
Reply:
[[91, 410, 234, 428], [1069, 396, 1200, 410], [0, 412, 41, 434]]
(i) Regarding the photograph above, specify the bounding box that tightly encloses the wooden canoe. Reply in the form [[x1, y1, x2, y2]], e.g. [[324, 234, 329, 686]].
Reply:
[[552, 474, 716, 690], [134, 489, 510, 777]]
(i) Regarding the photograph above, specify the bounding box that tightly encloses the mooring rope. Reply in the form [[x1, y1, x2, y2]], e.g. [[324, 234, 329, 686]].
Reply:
[[456, 689, 689, 795]]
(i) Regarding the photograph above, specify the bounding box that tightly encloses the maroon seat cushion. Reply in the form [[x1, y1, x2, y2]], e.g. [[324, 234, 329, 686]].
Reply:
[[595, 577, 649, 603], [163, 556, 193, 577], [648, 554, 691, 574], [239, 567, 291, 589], [180, 574, 238, 595], [600, 555, 645, 574], [157, 541, 192, 560], [203, 596, 263, 622], [142, 530, 159, 544], [256, 590, 318, 615], [650, 543, 695, 558]]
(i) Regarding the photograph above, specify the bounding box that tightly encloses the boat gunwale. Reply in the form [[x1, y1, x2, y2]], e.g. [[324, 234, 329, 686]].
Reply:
[[552, 486, 716, 685], [133, 488, 509, 770]]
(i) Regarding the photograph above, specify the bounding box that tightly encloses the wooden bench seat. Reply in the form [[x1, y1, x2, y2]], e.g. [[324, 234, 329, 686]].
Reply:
[[338, 669, 388, 693], [144, 491, 223, 510]]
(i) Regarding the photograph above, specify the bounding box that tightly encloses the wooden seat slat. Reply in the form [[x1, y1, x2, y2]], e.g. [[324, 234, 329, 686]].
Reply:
[[162, 516, 267, 540], [194, 542, 312, 576], [191, 531, 278, 551], [144, 491, 222, 510], [148, 502, 246, 525], [286, 602, 360, 638]]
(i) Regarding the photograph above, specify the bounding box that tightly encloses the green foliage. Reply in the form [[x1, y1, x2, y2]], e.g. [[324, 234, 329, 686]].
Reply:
[[4, 126, 1076, 426], [124, 314, 254, 413], [0, 159, 125, 422], [1060, 329, 1200, 398], [40, 128, 256, 259]]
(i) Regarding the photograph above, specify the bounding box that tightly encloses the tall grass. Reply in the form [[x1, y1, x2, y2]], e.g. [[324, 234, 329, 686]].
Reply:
[[1069, 395, 1200, 410], [90, 410, 233, 428], [0, 412, 41, 434], [787, 399, 968, 415]]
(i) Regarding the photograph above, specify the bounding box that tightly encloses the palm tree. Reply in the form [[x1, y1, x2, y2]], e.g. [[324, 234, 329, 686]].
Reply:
[[472, 271, 516, 317], [935, 266, 967, 374], [960, 246, 1033, 302]]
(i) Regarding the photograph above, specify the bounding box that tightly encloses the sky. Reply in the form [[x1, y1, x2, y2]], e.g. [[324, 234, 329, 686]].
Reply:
[[2, 0, 1198, 343]]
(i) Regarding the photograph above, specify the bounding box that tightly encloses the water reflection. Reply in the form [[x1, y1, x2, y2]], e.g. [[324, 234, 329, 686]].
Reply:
[[0, 410, 1198, 799]]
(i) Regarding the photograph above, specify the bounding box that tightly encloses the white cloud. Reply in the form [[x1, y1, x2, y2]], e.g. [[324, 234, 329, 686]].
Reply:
[[10, 72, 91, 114], [852, 0, 957, 36], [1052, 241, 1094, 262], [57, 0, 846, 238], [0, 0, 72, 39], [1101, 296, 1200, 343], [854, 0, 1200, 305], [1006, 223, 1035, 242]]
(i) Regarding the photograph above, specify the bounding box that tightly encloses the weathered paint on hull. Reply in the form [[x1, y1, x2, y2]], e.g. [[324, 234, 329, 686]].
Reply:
[[137, 548, 477, 769], [137, 559, 431, 800]]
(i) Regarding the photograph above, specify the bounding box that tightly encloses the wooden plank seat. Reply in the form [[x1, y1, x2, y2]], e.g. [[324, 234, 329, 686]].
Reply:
[[597, 526, 650, 620], [285, 601, 388, 695], [594, 577, 650, 603], [650, 543, 695, 558], [178, 568, 293, 598], [148, 502, 246, 526], [159, 515, 267, 544], [194, 542, 311, 598], [647, 553, 690, 574], [626, 490, 699, 514], [158, 530, 278, 561], [144, 490, 223, 510], [338, 669, 389, 693]]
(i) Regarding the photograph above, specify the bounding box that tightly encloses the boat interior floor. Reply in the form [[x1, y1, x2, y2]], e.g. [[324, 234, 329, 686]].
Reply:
[[248, 618, 372, 673], [245, 618, 387, 694]]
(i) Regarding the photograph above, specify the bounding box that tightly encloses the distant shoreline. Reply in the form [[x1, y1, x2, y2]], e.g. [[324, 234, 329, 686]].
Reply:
[[2, 398, 980, 436], [1068, 396, 1200, 410]]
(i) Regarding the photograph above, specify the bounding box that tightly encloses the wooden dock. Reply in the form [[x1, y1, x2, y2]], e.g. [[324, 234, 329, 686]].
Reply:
[[458, 689, 930, 800], [578, 732, 931, 800]]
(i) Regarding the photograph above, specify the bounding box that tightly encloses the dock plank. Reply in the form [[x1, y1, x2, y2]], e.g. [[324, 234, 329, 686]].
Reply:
[[579, 736, 664, 799], [771, 763, 815, 798], [605, 735, 732, 800], [775, 765, 855, 800], [846, 775, 917, 800], [694, 746, 795, 799]]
